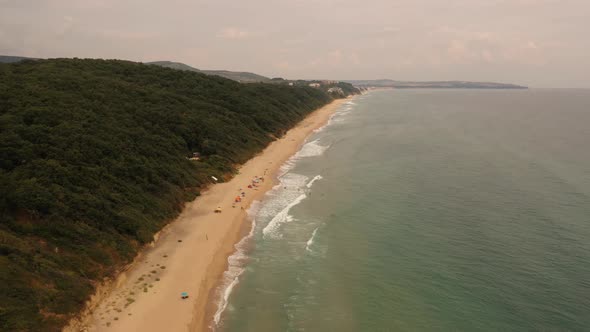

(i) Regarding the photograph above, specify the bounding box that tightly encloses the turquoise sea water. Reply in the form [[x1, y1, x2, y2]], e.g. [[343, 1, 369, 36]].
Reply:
[[214, 89, 590, 331]]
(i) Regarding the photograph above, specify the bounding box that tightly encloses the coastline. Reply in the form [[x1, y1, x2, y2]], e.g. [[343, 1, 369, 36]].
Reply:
[[75, 97, 348, 332]]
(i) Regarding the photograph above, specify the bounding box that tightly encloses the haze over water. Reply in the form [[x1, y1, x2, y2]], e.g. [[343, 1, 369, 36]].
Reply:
[[217, 89, 590, 331]]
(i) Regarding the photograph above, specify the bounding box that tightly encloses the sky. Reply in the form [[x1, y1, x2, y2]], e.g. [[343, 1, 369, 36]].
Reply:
[[1, 0, 589, 88]]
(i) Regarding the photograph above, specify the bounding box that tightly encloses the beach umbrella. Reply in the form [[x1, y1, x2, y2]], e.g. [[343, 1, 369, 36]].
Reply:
[[181, 292, 189, 299]]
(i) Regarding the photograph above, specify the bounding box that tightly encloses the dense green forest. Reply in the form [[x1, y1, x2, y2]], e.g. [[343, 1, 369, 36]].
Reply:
[[0, 58, 344, 331]]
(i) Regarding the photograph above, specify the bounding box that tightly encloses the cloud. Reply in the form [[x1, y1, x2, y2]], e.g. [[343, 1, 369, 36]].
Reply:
[[420, 26, 548, 66], [216, 27, 249, 40]]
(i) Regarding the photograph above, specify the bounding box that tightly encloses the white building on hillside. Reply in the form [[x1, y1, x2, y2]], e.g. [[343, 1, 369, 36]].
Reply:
[[327, 87, 344, 94]]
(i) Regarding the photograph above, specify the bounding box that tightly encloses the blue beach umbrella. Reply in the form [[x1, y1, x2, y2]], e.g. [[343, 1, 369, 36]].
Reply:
[[181, 292, 189, 299]]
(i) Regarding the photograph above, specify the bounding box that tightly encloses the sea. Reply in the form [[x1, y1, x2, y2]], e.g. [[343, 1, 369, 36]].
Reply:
[[212, 89, 590, 331]]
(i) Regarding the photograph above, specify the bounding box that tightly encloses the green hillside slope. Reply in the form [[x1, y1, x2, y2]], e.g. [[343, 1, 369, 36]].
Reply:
[[0, 59, 333, 331], [146, 60, 202, 72]]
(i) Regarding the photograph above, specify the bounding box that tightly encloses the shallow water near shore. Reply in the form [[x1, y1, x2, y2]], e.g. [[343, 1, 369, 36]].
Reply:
[[215, 89, 590, 331]]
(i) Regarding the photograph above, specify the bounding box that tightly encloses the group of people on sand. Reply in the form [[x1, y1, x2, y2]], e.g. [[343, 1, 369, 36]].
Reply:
[[231, 174, 266, 209]]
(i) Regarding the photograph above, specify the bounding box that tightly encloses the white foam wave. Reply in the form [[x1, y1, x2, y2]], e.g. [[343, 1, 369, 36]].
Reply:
[[246, 200, 262, 218], [295, 139, 329, 158], [278, 158, 297, 177], [313, 123, 329, 133], [323, 104, 354, 126], [262, 193, 307, 238], [212, 202, 260, 328], [257, 174, 308, 219], [305, 227, 319, 252], [306, 175, 323, 188], [213, 276, 238, 326], [314, 112, 339, 133], [314, 100, 355, 133], [278, 140, 329, 177]]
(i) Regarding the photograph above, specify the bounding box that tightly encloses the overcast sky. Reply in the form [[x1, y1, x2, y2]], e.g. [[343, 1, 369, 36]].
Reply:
[[1, 0, 589, 87]]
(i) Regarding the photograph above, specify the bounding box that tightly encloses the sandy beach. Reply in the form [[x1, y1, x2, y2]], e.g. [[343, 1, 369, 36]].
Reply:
[[72, 98, 347, 332]]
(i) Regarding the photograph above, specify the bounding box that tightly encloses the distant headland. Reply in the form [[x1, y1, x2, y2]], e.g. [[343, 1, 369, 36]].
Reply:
[[345, 79, 528, 89]]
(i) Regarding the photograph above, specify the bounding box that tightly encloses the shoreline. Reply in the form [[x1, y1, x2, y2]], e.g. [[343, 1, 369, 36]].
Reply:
[[74, 97, 348, 332]]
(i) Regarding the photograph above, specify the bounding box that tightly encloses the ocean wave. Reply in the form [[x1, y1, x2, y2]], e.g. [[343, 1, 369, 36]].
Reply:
[[212, 203, 259, 328], [305, 227, 319, 252], [314, 112, 339, 133], [278, 158, 297, 177], [262, 193, 307, 239], [314, 100, 355, 133], [326, 104, 354, 125], [295, 139, 330, 158], [257, 173, 308, 218], [278, 140, 328, 176], [213, 276, 239, 327], [306, 175, 323, 188]]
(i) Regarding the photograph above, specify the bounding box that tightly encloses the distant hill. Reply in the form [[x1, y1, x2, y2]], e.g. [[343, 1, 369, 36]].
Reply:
[[346, 79, 527, 89], [0, 55, 39, 63], [145, 60, 200, 72], [203, 70, 271, 83], [0, 57, 270, 83], [147, 61, 271, 83]]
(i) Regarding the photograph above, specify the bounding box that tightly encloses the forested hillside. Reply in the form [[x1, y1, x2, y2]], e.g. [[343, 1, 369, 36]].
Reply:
[[0, 59, 333, 331]]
